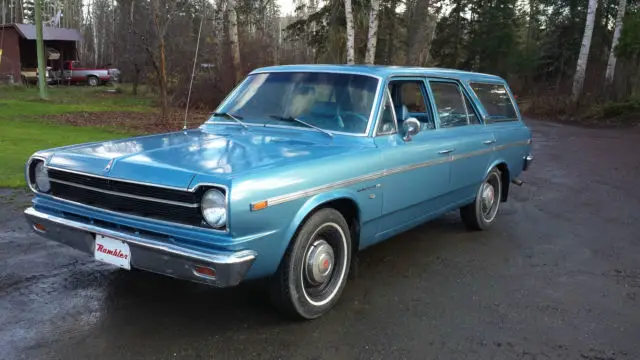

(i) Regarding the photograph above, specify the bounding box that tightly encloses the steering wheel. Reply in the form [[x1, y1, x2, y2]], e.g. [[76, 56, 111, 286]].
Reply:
[[336, 110, 369, 132]]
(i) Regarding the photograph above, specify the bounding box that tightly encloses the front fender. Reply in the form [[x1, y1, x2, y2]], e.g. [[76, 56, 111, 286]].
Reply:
[[281, 189, 361, 251]]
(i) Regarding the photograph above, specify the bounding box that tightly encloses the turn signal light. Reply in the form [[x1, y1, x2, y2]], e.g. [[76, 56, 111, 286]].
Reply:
[[33, 223, 47, 232], [194, 265, 216, 278], [251, 201, 268, 211]]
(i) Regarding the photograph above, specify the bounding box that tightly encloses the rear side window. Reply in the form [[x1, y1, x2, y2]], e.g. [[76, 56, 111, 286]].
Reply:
[[470, 83, 518, 122]]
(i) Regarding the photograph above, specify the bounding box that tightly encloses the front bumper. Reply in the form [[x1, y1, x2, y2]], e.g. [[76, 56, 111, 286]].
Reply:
[[24, 207, 256, 287]]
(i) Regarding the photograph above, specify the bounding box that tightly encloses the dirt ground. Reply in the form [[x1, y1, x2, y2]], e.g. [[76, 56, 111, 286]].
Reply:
[[1, 119, 639, 360]]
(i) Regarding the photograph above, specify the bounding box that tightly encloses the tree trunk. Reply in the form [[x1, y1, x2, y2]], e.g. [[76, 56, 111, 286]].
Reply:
[[571, 0, 598, 103], [405, 0, 430, 66], [364, 0, 381, 64], [604, 0, 626, 87], [344, 0, 355, 64], [159, 37, 168, 119], [213, 2, 224, 74], [151, 0, 168, 119], [133, 63, 140, 96], [228, 0, 242, 83], [385, 0, 396, 64]]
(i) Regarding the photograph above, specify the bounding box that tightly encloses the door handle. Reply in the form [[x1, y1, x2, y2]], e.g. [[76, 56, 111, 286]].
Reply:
[[482, 139, 496, 145], [438, 148, 455, 154]]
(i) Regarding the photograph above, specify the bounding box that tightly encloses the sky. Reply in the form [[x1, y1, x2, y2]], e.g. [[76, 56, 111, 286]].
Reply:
[[278, 0, 296, 15]]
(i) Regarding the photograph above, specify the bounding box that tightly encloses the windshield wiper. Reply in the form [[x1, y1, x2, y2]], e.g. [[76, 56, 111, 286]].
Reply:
[[210, 112, 249, 129], [268, 115, 333, 138]]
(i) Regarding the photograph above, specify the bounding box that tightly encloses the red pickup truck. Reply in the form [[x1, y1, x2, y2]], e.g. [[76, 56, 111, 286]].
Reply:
[[62, 61, 120, 86]]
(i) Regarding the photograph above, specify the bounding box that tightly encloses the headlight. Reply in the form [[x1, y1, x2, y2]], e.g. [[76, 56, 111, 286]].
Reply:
[[201, 188, 227, 228], [31, 160, 51, 193]]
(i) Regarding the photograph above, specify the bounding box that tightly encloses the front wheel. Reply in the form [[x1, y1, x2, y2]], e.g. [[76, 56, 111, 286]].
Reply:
[[460, 167, 503, 230], [270, 208, 352, 320]]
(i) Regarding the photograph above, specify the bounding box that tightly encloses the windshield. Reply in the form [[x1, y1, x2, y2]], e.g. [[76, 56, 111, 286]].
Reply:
[[208, 72, 380, 135]]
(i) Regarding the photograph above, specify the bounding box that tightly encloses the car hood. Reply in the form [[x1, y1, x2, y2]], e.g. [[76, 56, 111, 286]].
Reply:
[[44, 127, 367, 189]]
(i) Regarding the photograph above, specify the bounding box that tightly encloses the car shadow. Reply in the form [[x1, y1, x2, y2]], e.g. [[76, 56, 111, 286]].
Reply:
[[98, 211, 472, 326]]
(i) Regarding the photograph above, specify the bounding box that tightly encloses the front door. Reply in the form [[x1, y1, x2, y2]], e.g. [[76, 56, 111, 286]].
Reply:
[[371, 78, 456, 243]]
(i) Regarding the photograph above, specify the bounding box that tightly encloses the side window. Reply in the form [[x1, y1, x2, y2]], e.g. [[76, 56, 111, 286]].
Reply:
[[469, 82, 518, 122], [388, 80, 434, 130], [463, 94, 480, 124], [430, 82, 466, 128], [400, 82, 427, 113], [429, 81, 475, 128], [376, 90, 397, 135]]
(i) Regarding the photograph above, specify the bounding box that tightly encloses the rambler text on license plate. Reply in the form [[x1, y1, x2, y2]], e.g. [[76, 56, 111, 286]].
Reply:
[[94, 234, 131, 270]]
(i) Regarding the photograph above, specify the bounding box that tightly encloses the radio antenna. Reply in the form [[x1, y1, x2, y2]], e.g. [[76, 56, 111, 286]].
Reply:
[[184, 4, 205, 130]]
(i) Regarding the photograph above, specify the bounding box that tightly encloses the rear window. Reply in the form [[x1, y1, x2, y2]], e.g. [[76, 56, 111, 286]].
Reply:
[[469, 83, 518, 122]]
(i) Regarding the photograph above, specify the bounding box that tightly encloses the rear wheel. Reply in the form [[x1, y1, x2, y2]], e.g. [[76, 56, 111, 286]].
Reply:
[[461, 167, 503, 230], [270, 208, 352, 320]]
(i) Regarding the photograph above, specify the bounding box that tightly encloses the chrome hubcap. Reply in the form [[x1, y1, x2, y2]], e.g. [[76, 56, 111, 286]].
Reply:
[[481, 183, 495, 212], [305, 239, 334, 286], [479, 173, 501, 222]]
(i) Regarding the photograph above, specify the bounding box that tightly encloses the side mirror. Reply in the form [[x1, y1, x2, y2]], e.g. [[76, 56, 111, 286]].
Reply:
[[402, 117, 421, 141]]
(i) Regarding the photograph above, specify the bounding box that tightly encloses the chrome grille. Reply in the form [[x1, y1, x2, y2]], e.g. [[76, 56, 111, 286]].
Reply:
[[47, 168, 209, 227]]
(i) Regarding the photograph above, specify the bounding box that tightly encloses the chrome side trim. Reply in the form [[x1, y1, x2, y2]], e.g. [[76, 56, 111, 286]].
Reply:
[[266, 171, 387, 207], [451, 147, 492, 161], [49, 179, 199, 208], [36, 193, 230, 234], [251, 138, 531, 209], [384, 155, 451, 176], [494, 139, 530, 151]]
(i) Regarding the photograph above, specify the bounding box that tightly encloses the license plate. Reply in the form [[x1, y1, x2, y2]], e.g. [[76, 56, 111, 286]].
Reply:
[[94, 234, 131, 270]]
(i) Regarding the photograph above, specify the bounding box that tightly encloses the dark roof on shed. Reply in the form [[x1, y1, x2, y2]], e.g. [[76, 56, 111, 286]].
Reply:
[[0, 23, 82, 42]]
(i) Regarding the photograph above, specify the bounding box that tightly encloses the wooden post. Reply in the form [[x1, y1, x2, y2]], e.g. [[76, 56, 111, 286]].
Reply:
[[35, 0, 48, 99]]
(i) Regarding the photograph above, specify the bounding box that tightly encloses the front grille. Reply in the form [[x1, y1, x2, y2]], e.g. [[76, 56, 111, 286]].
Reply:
[[47, 168, 213, 228], [47, 168, 197, 203]]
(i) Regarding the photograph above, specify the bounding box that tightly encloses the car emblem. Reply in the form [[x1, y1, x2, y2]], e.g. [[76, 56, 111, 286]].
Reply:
[[104, 159, 114, 172]]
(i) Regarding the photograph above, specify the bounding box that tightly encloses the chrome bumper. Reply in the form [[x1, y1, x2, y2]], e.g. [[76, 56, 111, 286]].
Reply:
[[523, 154, 533, 171], [24, 207, 256, 287]]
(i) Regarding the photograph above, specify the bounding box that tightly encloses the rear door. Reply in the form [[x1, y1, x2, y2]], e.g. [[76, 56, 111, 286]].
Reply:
[[426, 79, 495, 202]]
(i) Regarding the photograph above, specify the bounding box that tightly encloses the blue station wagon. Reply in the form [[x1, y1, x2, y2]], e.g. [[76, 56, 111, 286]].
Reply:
[[24, 65, 533, 319]]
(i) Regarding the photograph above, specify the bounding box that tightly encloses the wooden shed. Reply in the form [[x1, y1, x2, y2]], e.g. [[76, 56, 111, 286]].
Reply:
[[0, 23, 82, 83]]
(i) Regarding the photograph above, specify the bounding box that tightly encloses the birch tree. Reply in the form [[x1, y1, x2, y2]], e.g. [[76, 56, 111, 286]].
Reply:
[[364, 0, 381, 64], [604, 0, 627, 87], [213, 0, 225, 75], [228, 0, 242, 83], [344, 0, 355, 64], [570, 0, 598, 103]]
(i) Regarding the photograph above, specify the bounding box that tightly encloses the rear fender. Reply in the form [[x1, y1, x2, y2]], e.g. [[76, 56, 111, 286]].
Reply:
[[486, 159, 510, 201]]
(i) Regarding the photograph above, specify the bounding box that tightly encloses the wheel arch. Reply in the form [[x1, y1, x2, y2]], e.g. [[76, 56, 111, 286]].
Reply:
[[486, 159, 510, 202], [283, 190, 362, 257], [87, 75, 99, 85]]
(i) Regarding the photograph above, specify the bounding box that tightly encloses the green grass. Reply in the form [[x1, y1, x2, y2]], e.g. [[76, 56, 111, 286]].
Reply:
[[0, 86, 150, 188]]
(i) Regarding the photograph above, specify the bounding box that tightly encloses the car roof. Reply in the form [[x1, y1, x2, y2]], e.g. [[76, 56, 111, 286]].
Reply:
[[250, 64, 505, 83]]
